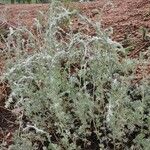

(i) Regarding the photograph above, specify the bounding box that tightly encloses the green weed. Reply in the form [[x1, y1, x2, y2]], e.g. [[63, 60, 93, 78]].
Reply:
[[1, 1, 150, 150]]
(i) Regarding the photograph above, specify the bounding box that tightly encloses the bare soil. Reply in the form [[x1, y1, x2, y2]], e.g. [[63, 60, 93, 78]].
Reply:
[[0, 0, 150, 147]]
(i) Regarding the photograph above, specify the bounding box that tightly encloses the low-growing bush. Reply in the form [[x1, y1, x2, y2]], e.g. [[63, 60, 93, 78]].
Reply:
[[1, 1, 150, 149]]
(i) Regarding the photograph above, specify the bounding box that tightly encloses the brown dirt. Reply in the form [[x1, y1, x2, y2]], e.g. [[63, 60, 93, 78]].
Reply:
[[0, 0, 150, 56], [0, 0, 150, 147]]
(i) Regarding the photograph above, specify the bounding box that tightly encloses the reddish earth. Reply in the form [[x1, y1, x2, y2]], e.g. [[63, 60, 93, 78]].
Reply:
[[0, 0, 150, 146]]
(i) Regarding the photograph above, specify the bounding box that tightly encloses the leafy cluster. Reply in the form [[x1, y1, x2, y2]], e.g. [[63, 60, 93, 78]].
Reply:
[[1, 1, 150, 150]]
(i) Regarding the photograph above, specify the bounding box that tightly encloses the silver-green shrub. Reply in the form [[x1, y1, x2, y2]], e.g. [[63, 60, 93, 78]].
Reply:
[[1, 1, 150, 149]]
